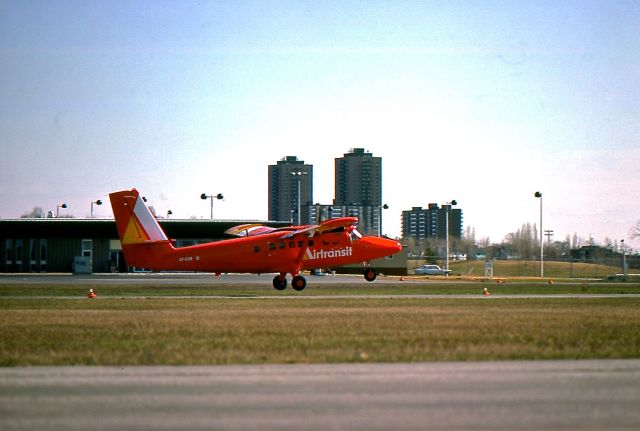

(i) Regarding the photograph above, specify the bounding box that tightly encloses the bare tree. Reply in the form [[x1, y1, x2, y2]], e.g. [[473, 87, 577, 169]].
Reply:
[[503, 223, 538, 259], [20, 207, 45, 218], [459, 225, 478, 260], [631, 220, 640, 239]]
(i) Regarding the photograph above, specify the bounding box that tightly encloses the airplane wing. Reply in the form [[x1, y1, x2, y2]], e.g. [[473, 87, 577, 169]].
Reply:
[[224, 224, 279, 237], [281, 217, 358, 239]]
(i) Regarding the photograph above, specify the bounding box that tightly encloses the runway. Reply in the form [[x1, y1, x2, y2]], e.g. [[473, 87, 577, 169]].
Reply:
[[0, 272, 625, 286], [3, 294, 640, 300], [2, 360, 639, 431]]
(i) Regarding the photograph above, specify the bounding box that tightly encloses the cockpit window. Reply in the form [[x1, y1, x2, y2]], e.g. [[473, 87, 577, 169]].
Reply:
[[350, 228, 363, 241]]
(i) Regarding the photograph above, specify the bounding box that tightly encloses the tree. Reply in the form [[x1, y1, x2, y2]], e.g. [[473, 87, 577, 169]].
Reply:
[[20, 207, 45, 218], [502, 223, 537, 259], [459, 225, 478, 260], [631, 220, 640, 239]]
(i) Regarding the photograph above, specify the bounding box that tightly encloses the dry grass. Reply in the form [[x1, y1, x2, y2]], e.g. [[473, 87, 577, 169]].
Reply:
[[1, 297, 639, 365], [408, 259, 624, 278]]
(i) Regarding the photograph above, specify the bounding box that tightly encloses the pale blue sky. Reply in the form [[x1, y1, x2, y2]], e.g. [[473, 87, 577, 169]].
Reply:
[[1, 1, 639, 247]]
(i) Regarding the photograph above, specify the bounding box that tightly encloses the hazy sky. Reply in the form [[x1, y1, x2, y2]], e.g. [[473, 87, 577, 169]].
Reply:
[[1, 1, 639, 248]]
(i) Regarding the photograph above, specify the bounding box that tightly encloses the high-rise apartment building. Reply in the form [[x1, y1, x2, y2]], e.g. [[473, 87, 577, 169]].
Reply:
[[268, 156, 313, 223], [302, 203, 380, 234], [402, 204, 463, 240], [334, 148, 381, 207], [334, 148, 382, 235]]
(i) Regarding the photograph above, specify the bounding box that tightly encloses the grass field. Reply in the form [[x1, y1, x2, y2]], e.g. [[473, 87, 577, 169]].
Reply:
[[441, 259, 626, 279], [1, 281, 639, 366]]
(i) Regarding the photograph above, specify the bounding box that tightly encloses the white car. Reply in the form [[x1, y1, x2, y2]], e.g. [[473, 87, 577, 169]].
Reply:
[[414, 264, 451, 275]]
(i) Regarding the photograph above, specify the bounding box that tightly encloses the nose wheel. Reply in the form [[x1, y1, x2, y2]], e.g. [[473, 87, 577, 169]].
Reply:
[[364, 267, 377, 282]]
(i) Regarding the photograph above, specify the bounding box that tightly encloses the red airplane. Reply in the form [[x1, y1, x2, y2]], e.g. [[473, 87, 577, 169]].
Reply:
[[109, 188, 402, 291]]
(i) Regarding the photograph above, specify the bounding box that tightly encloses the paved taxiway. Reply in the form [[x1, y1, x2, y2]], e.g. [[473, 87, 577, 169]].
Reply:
[[2, 360, 639, 431], [0, 272, 624, 286]]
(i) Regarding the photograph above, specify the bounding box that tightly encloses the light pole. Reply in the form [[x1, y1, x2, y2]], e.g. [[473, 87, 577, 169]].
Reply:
[[378, 204, 389, 237], [56, 203, 67, 218], [167, 210, 173, 219], [90, 200, 102, 218], [621, 239, 628, 281], [201, 193, 223, 219], [290, 171, 308, 225], [445, 200, 457, 274], [534, 191, 543, 278]]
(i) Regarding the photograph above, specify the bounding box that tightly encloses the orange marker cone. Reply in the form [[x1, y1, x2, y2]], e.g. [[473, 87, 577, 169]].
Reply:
[[483, 287, 491, 296], [400, 276, 405, 281], [87, 288, 96, 299], [548, 279, 555, 284]]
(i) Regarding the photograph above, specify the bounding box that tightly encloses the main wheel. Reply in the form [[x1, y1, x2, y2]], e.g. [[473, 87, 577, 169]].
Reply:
[[272, 275, 287, 290], [292, 275, 307, 291], [364, 268, 377, 282]]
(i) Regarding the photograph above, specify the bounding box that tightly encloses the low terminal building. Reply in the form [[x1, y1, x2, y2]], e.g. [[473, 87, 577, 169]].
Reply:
[[0, 219, 288, 273], [0, 219, 407, 275]]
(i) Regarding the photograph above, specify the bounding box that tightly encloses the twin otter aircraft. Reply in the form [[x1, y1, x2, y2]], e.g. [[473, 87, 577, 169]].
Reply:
[[110, 188, 402, 291]]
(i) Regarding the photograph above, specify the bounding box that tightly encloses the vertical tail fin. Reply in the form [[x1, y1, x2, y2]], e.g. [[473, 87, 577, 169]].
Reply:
[[109, 188, 168, 244], [109, 188, 172, 269]]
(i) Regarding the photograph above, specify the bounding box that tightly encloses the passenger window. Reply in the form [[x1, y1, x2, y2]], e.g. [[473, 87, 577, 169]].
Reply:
[[269, 243, 276, 251], [279, 242, 285, 250], [308, 240, 314, 247], [253, 246, 260, 253], [297, 241, 304, 248]]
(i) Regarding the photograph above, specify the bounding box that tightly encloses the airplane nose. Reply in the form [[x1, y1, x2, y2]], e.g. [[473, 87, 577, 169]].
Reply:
[[365, 236, 402, 255], [387, 239, 403, 254]]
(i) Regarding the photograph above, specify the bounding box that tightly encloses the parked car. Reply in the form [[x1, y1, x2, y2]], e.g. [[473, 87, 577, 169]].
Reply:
[[414, 264, 451, 276]]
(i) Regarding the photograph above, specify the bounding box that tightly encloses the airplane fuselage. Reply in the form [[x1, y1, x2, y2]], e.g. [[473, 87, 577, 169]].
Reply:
[[126, 230, 399, 276]]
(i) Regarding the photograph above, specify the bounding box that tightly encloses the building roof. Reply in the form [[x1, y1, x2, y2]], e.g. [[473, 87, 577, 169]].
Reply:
[[0, 219, 290, 239]]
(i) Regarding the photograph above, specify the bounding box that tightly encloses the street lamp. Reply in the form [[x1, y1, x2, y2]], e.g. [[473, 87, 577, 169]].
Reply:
[[445, 200, 457, 275], [90, 200, 102, 218], [378, 204, 389, 237], [290, 171, 308, 225], [201, 193, 223, 219], [167, 210, 173, 219], [56, 203, 67, 218], [534, 191, 543, 278]]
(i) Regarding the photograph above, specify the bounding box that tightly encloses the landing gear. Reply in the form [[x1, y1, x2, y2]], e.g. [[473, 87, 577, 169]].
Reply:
[[292, 275, 307, 291], [272, 273, 307, 291], [272, 274, 287, 290], [364, 267, 377, 282]]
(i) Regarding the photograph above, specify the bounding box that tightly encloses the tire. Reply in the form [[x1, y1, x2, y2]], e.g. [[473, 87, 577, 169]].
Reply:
[[272, 275, 287, 290], [292, 275, 307, 291], [364, 268, 377, 282]]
